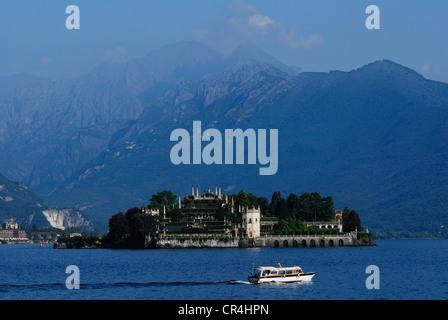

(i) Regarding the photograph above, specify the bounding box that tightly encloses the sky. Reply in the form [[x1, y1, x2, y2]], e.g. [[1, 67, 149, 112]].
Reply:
[[0, 0, 447, 82]]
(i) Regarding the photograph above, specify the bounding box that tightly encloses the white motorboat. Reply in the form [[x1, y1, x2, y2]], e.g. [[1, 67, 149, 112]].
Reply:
[[248, 263, 315, 284]]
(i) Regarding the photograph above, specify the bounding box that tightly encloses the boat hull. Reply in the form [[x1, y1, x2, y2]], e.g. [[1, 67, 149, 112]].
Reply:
[[248, 272, 315, 284]]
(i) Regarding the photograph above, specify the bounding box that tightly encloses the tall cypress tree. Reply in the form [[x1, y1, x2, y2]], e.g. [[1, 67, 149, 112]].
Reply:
[[275, 198, 289, 220], [297, 193, 313, 221], [286, 193, 299, 218], [269, 191, 282, 216], [321, 196, 335, 221], [342, 206, 363, 232]]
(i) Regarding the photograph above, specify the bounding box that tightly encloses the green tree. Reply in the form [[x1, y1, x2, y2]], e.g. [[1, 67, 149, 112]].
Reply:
[[296, 221, 308, 233], [275, 198, 289, 220], [105, 207, 157, 249], [276, 219, 291, 232], [126, 208, 157, 249], [258, 197, 269, 215], [106, 212, 130, 248], [293, 192, 335, 221], [342, 206, 363, 232], [286, 193, 299, 211], [246, 192, 259, 208], [310, 192, 323, 221], [296, 193, 313, 221], [321, 196, 335, 221], [125, 207, 141, 220], [236, 190, 250, 209], [269, 191, 282, 216], [149, 190, 177, 214]]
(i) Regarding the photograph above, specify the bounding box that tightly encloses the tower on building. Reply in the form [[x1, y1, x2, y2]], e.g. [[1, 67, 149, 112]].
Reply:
[[242, 208, 261, 238]]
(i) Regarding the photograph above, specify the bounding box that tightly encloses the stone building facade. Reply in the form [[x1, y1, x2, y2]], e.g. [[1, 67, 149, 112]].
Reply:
[[242, 208, 261, 238]]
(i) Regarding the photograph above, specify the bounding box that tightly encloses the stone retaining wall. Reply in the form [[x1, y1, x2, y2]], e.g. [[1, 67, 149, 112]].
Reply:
[[149, 231, 373, 249]]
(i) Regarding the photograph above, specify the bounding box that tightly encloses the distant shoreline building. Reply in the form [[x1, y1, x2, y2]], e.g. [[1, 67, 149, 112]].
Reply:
[[1, 222, 19, 230], [0, 227, 28, 243]]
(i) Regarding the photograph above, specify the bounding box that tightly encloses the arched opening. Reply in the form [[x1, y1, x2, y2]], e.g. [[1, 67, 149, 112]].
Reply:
[[283, 240, 289, 248], [310, 239, 316, 247], [293, 240, 298, 247], [338, 239, 344, 247], [301, 240, 307, 247], [274, 240, 279, 248], [329, 239, 334, 247], [319, 239, 325, 247]]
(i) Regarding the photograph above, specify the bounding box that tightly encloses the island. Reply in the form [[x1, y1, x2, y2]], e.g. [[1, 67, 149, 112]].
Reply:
[[55, 186, 374, 250]]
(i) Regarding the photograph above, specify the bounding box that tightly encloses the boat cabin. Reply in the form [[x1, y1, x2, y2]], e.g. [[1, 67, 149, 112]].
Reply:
[[251, 264, 304, 278]]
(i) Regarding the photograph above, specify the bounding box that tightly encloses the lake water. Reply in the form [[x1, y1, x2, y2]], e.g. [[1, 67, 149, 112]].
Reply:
[[0, 240, 447, 300]]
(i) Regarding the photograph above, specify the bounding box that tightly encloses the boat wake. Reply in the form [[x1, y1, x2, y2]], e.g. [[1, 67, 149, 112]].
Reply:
[[231, 280, 252, 285], [0, 280, 252, 291]]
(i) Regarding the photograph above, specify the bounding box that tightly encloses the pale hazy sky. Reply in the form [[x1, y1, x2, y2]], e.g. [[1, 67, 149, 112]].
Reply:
[[0, 0, 447, 82]]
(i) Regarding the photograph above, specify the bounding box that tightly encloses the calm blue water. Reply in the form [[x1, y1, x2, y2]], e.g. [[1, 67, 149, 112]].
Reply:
[[0, 240, 447, 300]]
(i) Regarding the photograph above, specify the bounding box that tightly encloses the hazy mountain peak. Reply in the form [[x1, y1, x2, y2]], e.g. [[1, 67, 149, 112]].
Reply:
[[354, 59, 425, 79], [144, 40, 224, 65], [229, 42, 301, 76], [231, 42, 273, 61]]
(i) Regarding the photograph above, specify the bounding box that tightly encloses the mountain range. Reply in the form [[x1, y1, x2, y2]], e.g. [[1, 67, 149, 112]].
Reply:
[[0, 173, 92, 230], [0, 41, 447, 235]]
